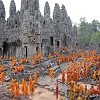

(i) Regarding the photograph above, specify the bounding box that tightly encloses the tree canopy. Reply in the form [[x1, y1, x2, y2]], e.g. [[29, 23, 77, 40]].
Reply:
[[77, 17, 100, 48]]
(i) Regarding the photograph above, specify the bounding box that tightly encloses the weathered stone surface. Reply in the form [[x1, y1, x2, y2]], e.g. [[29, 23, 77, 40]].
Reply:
[[0, 0, 78, 60]]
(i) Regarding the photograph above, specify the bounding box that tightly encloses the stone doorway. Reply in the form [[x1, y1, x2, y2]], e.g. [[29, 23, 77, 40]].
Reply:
[[57, 41, 59, 48], [50, 37, 53, 46], [24, 46, 27, 57], [0, 48, 2, 56], [36, 46, 39, 52], [3, 42, 8, 57]]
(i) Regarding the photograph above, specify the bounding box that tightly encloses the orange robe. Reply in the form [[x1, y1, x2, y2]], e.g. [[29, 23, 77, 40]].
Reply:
[[19, 59, 23, 64], [56, 80, 59, 99], [34, 72, 38, 83], [1, 72, 4, 85], [62, 71, 65, 83], [29, 76, 32, 92], [50, 68, 54, 79], [31, 57, 35, 66], [31, 81, 35, 94], [11, 78, 15, 94], [22, 78, 25, 93], [79, 83, 84, 93], [90, 87, 96, 95], [24, 83, 28, 96], [15, 82, 20, 97], [67, 72, 71, 83]]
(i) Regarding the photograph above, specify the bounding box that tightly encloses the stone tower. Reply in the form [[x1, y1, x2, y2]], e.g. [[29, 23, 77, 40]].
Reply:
[[0, 0, 6, 55], [20, 0, 41, 60], [10, 0, 16, 17], [41, 1, 56, 54], [60, 4, 72, 47]]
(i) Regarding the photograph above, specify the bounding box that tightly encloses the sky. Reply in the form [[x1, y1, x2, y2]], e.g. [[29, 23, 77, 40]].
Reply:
[[2, 0, 100, 24]]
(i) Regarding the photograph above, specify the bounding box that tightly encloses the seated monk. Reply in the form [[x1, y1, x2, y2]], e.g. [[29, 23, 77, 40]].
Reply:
[[19, 58, 23, 64], [96, 84, 100, 95], [90, 86, 96, 95]]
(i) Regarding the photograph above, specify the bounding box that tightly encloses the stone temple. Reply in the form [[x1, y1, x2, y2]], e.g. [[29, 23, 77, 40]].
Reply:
[[0, 0, 78, 60]]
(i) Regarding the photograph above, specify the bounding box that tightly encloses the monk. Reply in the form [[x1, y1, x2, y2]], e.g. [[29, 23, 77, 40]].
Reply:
[[15, 82, 20, 97], [90, 86, 96, 95], [69, 81, 75, 100], [29, 76, 32, 92], [77, 93, 82, 100], [1, 72, 4, 85], [84, 85, 89, 100], [24, 57, 28, 63], [9, 56, 13, 61], [31, 80, 35, 94], [34, 72, 38, 83], [62, 71, 65, 83], [6, 55, 8, 60], [22, 78, 25, 93], [14, 68, 18, 74], [79, 83, 84, 93], [0, 55, 2, 61], [50, 68, 54, 79], [92, 70, 97, 80], [19, 58, 23, 64], [56, 80, 59, 100], [66, 72, 71, 83], [31, 57, 35, 66], [24, 83, 28, 96], [11, 78, 15, 95], [73, 82, 77, 93]]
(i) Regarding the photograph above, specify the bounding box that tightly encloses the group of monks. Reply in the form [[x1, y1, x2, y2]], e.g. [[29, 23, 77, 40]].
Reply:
[[58, 49, 100, 100], [1, 47, 100, 100], [11, 72, 38, 97]]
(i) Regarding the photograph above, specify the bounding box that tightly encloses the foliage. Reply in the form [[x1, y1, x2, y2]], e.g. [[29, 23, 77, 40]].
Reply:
[[77, 17, 100, 47]]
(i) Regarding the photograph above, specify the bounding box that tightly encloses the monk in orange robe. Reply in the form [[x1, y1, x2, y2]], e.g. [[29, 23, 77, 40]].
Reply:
[[21, 64, 24, 71], [24, 83, 28, 96], [15, 82, 20, 97], [29, 76, 32, 92], [9, 56, 13, 61], [50, 68, 54, 79], [6, 55, 8, 60], [34, 72, 38, 83], [11, 78, 15, 95], [22, 78, 25, 93], [14, 68, 18, 74], [0, 55, 2, 61], [31, 81, 35, 94], [24, 57, 28, 63], [31, 57, 35, 66], [56, 80, 59, 100], [67, 72, 71, 83], [62, 71, 65, 83], [1, 72, 4, 85], [90, 86, 96, 95], [19, 58, 23, 64], [79, 83, 84, 93]]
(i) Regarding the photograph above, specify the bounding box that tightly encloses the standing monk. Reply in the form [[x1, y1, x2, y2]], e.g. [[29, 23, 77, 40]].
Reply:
[[29, 76, 32, 93], [22, 78, 25, 94], [31, 81, 35, 94], [31, 57, 35, 66], [1, 72, 4, 85], [62, 71, 65, 83], [24, 83, 28, 96], [56, 80, 59, 100], [34, 72, 38, 83], [15, 82, 20, 97], [50, 68, 54, 79], [11, 78, 15, 95]]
